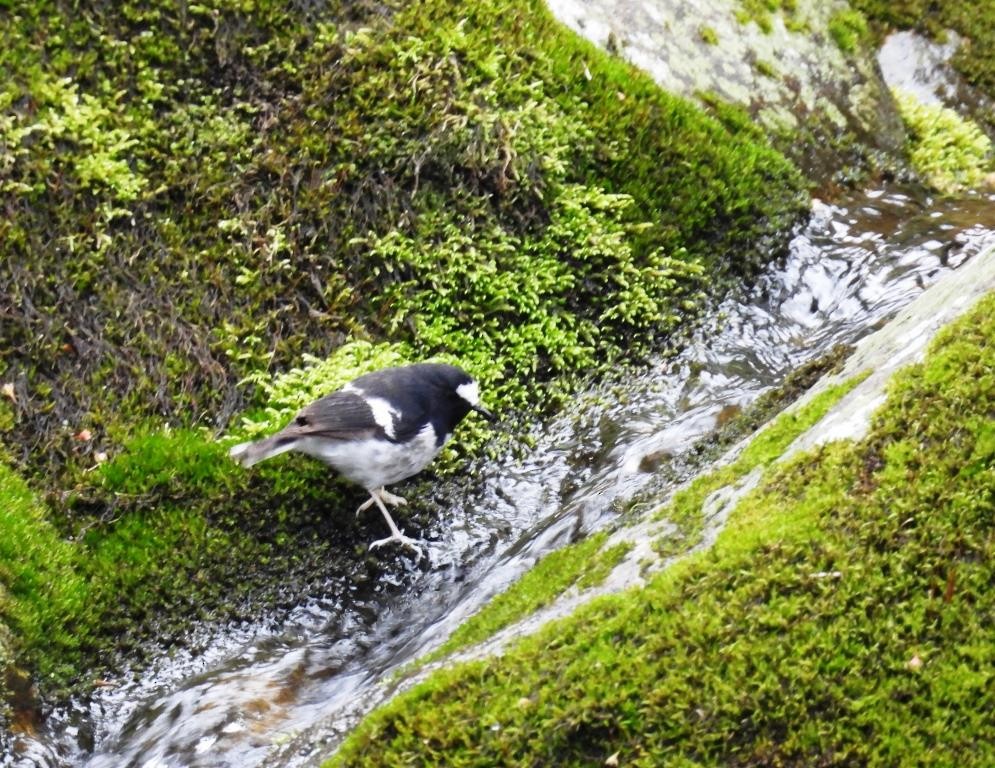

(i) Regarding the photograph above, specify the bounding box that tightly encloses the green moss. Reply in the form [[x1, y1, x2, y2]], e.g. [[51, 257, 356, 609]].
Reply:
[[424, 533, 631, 665], [754, 59, 779, 79], [713, 343, 854, 452], [366, 187, 707, 413], [699, 25, 719, 45], [0, 461, 91, 686], [892, 89, 993, 194], [655, 371, 867, 547], [326, 291, 995, 767], [96, 428, 236, 503], [0, 400, 12, 433], [1, 0, 804, 487], [736, 0, 801, 35], [236, 340, 415, 438], [828, 9, 869, 54]]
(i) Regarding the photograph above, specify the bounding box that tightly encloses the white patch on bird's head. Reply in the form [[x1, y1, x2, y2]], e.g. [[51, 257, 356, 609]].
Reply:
[[455, 380, 480, 407]]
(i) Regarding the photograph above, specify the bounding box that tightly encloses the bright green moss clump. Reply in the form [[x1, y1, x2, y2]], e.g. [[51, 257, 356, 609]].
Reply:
[[328, 291, 995, 766], [0, 463, 90, 685], [828, 9, 869, 54], [892, 89, 992, 194]]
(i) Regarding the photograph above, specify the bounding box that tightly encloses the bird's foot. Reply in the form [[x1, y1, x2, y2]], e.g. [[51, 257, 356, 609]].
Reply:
[[356, 487, 407, 517], [368, 530, 424, 559], [364, 488, 423, 558]]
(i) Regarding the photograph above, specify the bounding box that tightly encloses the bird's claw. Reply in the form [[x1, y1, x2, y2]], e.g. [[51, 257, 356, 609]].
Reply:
[[369, 531, 424, 559], [380, 489, 408, 507]]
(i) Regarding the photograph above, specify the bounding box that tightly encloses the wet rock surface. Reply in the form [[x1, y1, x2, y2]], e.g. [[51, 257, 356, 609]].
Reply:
[[546, 0, 906, 177]]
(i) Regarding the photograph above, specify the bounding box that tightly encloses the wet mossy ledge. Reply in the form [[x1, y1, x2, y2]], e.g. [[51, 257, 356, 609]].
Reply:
[[0, 0, 806, 699], [327, 290, 995, 766]]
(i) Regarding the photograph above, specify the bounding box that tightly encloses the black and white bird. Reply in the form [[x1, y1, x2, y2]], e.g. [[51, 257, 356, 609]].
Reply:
[[228, 363, 493, 555]]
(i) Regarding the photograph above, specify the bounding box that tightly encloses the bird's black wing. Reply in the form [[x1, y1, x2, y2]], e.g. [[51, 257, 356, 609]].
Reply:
[[288, 390, 385, 440], [378, 396, 430, 443], [347, 365, 442, 443]]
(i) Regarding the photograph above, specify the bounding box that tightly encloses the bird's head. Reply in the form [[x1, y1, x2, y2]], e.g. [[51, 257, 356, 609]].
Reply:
[[454, 378, 495, 422], [428, 364, 495, 423]]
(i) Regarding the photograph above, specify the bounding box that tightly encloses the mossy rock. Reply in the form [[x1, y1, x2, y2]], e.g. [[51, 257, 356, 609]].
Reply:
[[1, 0, 806, 490], [0, 0, 806, 695], [852, 0, 995, 134]]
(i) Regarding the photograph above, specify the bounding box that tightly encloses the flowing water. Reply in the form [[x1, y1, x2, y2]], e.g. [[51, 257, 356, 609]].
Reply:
[[7, 186, 995, 767]]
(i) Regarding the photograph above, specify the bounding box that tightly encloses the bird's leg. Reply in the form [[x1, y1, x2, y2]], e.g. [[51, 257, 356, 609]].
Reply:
[[355, 487, 407, 517], [366, 488, 423, 558]]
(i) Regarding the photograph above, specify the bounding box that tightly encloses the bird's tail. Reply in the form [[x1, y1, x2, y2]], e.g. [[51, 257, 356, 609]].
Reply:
[[228, 433, 299, 468]]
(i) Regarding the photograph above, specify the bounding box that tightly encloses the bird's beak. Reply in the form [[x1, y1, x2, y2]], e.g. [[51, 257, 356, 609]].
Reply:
[[472, 403, 496, 422]]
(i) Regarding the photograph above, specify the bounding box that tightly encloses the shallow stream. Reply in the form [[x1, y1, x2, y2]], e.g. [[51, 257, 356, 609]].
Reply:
[[8, 185, 995, 767]]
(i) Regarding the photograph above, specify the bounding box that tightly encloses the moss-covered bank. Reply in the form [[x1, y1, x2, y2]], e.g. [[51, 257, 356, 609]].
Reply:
[[328, 290, 995, 766], [0, 0, 806, 699]]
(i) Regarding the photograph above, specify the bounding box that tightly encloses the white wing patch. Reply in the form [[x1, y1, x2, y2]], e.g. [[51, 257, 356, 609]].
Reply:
[[342, 383, 399, 438], [362, 395, 399, 439], [456, 380, 480, 407]]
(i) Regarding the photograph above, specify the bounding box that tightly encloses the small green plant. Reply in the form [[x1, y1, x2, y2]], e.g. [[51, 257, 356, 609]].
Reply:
[[699, 25, 719, 45], [755, 58, 779, 78], [828, 9, 868, 54]]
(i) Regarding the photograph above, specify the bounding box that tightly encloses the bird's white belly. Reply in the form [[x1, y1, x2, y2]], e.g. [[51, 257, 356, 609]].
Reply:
[[294, 424, 442, 490]]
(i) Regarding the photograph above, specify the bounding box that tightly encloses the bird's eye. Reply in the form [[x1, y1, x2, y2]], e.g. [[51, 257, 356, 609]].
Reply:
[[296, 415, 308, 426]]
